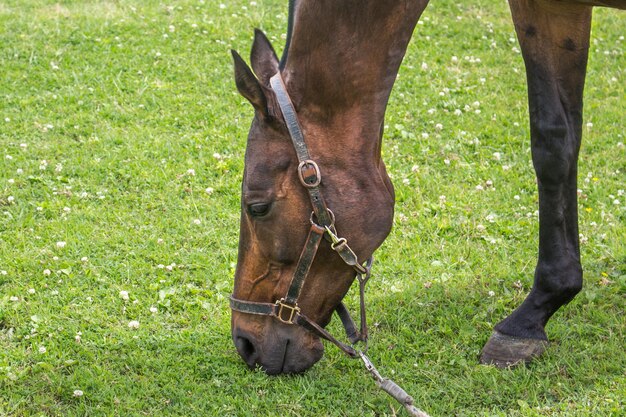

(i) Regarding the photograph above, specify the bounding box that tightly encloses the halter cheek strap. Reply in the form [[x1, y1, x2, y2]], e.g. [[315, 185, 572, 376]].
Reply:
[[270, 72, 333, 228]]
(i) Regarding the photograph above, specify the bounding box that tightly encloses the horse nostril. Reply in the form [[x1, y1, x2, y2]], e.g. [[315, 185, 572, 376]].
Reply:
[[235, 335, 257, 364]]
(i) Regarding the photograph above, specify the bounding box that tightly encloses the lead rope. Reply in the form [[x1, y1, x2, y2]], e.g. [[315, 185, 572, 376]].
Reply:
[[358, 351, 431, 417], [325, 229, 431, 417]]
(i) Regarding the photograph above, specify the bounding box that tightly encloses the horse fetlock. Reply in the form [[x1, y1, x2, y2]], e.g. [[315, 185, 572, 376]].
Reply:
[[534, 259, 583, 301]]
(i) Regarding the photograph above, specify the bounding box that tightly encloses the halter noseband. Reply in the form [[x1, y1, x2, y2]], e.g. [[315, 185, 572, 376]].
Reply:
[[229, 72, 372, 358]]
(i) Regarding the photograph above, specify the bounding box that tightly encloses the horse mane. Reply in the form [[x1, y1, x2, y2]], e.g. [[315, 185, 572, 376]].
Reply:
[[279, 0, 296, 69]]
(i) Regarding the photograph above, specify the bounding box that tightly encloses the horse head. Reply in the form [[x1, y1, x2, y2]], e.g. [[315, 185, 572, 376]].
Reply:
[[230, 29, 396, 374]]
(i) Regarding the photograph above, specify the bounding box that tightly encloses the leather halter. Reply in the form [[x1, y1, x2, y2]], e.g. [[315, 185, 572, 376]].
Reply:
[[229, 72, 372, 358]]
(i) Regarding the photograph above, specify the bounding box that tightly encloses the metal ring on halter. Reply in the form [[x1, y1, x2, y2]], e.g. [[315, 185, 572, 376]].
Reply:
[[310, 209, 335, 228]]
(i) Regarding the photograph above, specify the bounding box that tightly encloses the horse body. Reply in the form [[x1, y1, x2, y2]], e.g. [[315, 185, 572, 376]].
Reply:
[[231, 0, 623, 374]]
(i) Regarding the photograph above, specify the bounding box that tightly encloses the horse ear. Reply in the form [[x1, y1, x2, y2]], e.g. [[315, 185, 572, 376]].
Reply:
[[231, 49, 269, 116], [251, 29, 279, 86]]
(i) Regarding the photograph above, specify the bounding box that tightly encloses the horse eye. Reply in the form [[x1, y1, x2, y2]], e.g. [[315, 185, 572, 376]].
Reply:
[[248, 203, 271, 217]]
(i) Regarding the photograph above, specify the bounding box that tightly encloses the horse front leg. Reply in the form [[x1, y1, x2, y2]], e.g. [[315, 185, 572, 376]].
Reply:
[[480, 0, 593, 367]]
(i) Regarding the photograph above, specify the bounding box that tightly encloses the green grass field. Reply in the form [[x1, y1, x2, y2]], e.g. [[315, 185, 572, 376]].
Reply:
[[1, 1, 624, 416]]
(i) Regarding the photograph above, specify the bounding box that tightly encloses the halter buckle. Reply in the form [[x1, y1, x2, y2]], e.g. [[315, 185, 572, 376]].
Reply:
[[275, 298, 300, 324], [298, 160, 321, 188]]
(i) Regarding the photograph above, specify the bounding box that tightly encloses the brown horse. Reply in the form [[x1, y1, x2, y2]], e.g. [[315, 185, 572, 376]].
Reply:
[[230, 0, 624, 375]]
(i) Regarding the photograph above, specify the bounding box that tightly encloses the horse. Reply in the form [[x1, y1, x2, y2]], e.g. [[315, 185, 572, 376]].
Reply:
[[229, 0, 625, 375]]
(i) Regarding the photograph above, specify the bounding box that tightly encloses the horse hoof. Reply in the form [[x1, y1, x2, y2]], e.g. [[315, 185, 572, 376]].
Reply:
[[479, 331, 548, 368]]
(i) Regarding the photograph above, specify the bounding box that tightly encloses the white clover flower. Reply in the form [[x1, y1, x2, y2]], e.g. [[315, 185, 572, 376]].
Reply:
[[56, 241, 66, 249], [186, 168, 196, 176], [81, 257, 88, 262], [28, 288, 35, 294], [150, 306, 158, 313], [43, 269, 51, 276], [488, 291, 495, 297], [39, 346, 47, 354], [10, 296, 19, 302], [73, 390, 83, 397], [119, 290, 129, 301], [193, 219, 201, 225], [0, 270, 7, 275], [205, 187, 214, 195], [128, 320, 140, 329]]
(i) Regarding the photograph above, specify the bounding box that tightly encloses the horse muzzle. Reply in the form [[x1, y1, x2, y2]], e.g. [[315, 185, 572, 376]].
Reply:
[[231, 317, 324, 375]]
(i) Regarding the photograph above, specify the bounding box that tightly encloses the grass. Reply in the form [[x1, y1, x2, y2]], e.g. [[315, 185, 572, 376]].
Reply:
[[0, 0, 624, 416]]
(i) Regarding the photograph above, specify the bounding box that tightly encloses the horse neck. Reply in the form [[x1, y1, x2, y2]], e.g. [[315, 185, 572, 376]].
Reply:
[[281, 0, 427, 156]]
